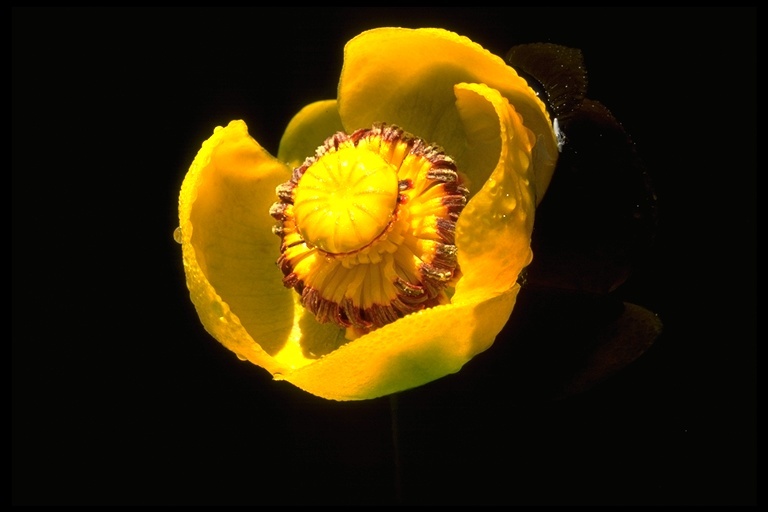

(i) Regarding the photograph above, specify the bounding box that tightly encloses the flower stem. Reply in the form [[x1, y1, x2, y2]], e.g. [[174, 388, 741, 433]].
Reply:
[[389, 393, 402, 504]]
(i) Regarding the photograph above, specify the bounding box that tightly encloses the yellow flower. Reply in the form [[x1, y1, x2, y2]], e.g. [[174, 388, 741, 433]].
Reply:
[[177, 27, 559, 400]]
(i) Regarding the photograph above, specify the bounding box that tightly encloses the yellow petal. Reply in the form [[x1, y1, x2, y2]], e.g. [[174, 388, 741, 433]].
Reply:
[[179, 120, 296, 375], [338, 27, 558, 202], [452, 83, 502, 197], [284, 285, 520, 400], [180, 29, 563, 401], [453, 83, 536, 302], [179, 116, 521, 400], [277, 99, 344, 169], [287, 81, 538, 400]]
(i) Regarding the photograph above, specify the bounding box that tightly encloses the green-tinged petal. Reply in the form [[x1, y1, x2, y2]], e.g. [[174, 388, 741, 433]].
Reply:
[[180, 120, 299, 374], [179, 118, 523, 400], [285, 285, 520, 401], [454, 83, 536, 302], [277, 99, 343, 168], [338, 27, 558, 203]]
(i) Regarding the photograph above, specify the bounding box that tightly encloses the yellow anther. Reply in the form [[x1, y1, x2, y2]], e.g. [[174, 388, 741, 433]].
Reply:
[[293, 146, 399, 254]]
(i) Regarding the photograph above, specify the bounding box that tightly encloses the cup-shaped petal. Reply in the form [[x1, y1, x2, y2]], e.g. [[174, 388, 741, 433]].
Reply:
[[338, 27, 558, 203]]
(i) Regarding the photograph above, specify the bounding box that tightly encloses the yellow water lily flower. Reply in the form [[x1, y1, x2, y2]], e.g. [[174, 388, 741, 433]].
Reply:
[[177, 27, 559, 400]]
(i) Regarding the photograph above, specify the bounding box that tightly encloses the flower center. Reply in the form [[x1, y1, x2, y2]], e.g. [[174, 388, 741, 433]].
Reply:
[[293, 146, 399, 254], [270, 123, 468, 339]]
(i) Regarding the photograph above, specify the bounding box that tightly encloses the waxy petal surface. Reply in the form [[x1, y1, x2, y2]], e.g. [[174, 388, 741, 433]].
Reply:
[[339, 27, 557, 203]]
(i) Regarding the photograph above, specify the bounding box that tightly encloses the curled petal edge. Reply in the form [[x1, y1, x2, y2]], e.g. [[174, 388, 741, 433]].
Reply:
[[454, 82, 537, 302], [179, 120, 296, 376]]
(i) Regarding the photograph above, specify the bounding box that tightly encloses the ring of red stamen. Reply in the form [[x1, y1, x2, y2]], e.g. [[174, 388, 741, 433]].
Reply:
[[270, 123, 468, 338]]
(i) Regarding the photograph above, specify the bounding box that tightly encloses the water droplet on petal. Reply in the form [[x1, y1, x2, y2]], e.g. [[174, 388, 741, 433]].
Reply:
[[503, 193, 517, 211], [173, 227, 183, 244], [210, 301, 225, 319], [273, 373, 285, 381]]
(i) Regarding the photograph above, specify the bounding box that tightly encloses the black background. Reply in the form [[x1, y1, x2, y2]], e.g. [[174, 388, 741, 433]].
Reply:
[[13, 7, 756, 506]]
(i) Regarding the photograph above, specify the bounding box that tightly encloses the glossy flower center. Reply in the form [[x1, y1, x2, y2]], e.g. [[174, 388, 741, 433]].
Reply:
[[271, 124, 468, 338], [293, 146, 399, 254]]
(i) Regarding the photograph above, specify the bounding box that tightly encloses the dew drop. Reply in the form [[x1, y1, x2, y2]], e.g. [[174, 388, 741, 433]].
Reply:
[[210, 301, 225, 318], [503, 193, 517, 211], [273, 373, 285, 381], [235, 353, 247, 361], [173, 226, 183, 244]]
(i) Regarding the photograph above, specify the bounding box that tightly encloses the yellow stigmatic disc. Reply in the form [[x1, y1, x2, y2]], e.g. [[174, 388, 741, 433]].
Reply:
[[293, 145, 399, 255]]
